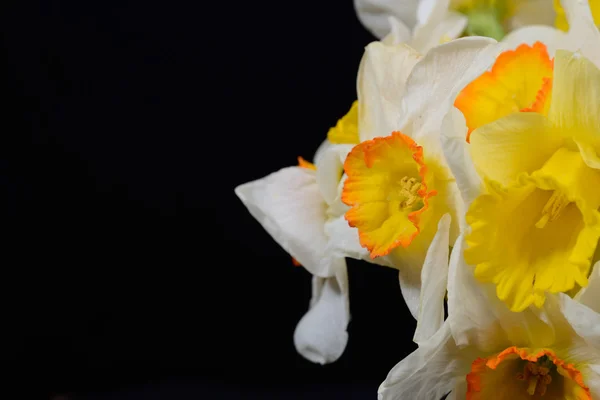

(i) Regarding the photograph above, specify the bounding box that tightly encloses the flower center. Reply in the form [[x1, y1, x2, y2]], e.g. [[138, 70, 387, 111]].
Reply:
[[535, 191, 569, 229], [515, 356, 555, 396], [466, 347, 591, 400], [396, 176, 422, 210]]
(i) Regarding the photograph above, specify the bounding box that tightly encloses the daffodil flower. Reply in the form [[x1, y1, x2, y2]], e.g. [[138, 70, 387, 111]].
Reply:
[[327, 36, 502, 342], [235, 139, 355, 364], [354, 0, 468, 53], [379, 234, 600, 400], [355, 0, 555, 44], [441, 0, 600, 312]]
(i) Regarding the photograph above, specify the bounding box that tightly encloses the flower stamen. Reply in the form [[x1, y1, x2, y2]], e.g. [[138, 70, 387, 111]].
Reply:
[[516, 356, 554, 396], [396, 176, 422, 209], [535, 191, 569, 229]]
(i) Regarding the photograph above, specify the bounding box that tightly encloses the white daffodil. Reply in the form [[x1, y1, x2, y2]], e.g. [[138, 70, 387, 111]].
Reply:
[[355, 0, 556, 45], [355, 0, 468, 54], [379, 235, 600, 399], [327, 36, 504, 343], [235, 140, 355, 365]]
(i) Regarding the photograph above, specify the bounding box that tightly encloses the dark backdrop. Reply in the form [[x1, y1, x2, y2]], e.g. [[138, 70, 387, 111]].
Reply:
[[2, 1, 416, 398]]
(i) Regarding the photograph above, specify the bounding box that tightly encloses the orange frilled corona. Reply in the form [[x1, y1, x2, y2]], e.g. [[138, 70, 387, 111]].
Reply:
[[341, 132, 437, 258], [454, 42, 554, 142]]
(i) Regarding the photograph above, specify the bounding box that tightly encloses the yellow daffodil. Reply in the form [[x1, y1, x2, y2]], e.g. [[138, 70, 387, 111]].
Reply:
[[235, 139, 355, 364], [379, 235, 600, 399], [450, 43, 600, 312], [437, 0, 600, 312]]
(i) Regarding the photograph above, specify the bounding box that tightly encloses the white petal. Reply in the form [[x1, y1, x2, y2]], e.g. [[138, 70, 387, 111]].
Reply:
[[447, 236, 556, 351], [557, 0, 600, 67], [313, 139, 331, 167], [575, 261, 600, 313], [381, 16, 412, 45], [378, 321, 472, 400], [235, 167, 334, 277], [537, 296, 600, 381], [354, 0, 419, 39], [441, 107, 483, 211], [324, 214, 396, 269], [412, 0, 467, 54], [416, 0, 448, 26], [397, 259, 423, 320], [586, 366, 600, 399], [357, 40, 422, 142], [413, 213, 451, 344], [325, 177, 349, 219], [501, 25, 566, 56], [315, 144, 353, 205], [554, 293, 600, 350], [399, 37, 501, 145], [294, 260, 350, 364]]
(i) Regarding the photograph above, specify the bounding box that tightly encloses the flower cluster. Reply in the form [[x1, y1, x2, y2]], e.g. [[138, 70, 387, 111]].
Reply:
[[235, 0, 600, 398]]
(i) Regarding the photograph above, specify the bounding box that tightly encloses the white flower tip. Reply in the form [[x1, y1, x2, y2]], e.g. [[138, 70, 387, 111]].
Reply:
[[294, 343, 329, 365], [293, 276, 350, 365], [234, 182, 253, 205], [293, 324, 348, 365], [233, 185, 244, 200]]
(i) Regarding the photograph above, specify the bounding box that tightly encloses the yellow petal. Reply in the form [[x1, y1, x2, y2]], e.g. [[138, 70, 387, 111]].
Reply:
[[327, 101, 360, 145], [465, 148, 600, 312], [342, 132, 437, 258], [454, 42, 554, 142], [469, 112, 564, 186], [548, 50, 600, 168]]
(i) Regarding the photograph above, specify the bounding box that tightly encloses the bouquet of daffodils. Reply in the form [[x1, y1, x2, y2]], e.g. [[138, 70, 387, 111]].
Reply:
[[236, 0, 600, 397]]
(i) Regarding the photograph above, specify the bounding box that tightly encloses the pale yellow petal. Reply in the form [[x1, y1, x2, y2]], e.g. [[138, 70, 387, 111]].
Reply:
[[548, 50, 600, 169], [469, 113, 563, 185]]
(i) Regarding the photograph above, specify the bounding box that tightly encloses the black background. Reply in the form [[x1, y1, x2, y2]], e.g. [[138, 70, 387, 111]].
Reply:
[[2, 1, 416, 398]]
